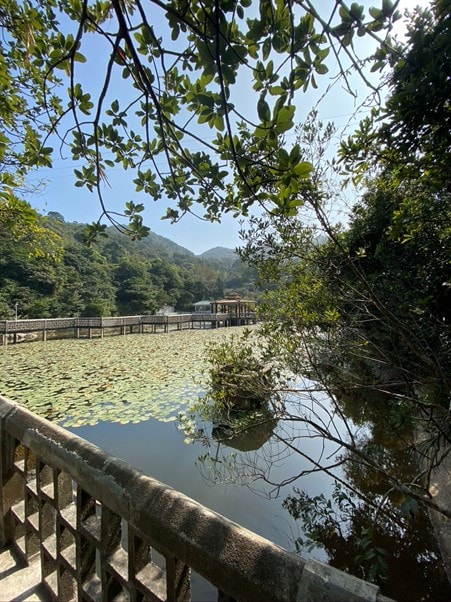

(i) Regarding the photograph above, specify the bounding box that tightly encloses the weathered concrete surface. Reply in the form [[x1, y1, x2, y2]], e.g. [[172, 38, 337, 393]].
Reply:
[[298, 559, 384, 602], [0, 545, 47, 601]]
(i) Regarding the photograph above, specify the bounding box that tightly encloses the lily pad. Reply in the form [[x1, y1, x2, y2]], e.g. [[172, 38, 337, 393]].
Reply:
[[0, 327, 255, 427]]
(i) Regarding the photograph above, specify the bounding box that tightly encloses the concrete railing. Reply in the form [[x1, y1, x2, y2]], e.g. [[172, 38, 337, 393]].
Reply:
[[0, 396, 393, 601]]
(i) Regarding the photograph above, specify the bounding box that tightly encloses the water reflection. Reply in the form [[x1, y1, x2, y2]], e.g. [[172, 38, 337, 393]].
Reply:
[[280, 389, 450, 602], [67, 417, 313, 550], [65, 382, 449, 602], [183, 381, 450, 602], [211, 411, 278, 452]]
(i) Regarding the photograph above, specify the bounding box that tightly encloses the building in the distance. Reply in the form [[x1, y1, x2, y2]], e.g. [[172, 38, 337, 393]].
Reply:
[[193, 300, 212, 313], [209, 293, 257, 326]]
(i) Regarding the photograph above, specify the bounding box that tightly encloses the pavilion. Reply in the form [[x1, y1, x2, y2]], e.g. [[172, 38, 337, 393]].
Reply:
[[210, 293, 257, 326]]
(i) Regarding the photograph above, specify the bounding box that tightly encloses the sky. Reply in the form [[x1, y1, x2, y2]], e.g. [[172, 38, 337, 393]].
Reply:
[[29, 0, 423, 255]]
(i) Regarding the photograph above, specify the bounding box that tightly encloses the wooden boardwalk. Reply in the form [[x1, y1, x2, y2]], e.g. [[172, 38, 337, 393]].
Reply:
[[0, 313, 257, 345]]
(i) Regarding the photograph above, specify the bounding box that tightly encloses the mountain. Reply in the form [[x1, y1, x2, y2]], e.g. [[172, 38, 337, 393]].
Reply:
[[102, 226, 195, 260], [199, 246, 238, 261]]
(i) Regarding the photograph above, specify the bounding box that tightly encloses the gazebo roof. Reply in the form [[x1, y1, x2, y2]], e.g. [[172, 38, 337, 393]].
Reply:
[[213, 298, 255, 305]]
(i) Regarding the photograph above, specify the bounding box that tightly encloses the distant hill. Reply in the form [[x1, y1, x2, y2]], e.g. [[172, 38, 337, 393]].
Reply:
[[199, 246, 238, 261], [0, 210, 259, 319], [104, 226, 195, 260], [45, 214, 195, 260]]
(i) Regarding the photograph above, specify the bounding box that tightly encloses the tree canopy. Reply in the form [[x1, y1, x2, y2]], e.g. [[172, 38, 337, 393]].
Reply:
[[0, 211, 255, 319], [0, 0, 406, 237], [340, 0, 451, 189]]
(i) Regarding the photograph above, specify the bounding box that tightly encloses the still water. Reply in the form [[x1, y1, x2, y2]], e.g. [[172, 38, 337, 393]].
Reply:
[[67, 404, 341, 600], [68, 414, 333, 553], [1, 329, 449, 600], [69, 406, 450, 602]]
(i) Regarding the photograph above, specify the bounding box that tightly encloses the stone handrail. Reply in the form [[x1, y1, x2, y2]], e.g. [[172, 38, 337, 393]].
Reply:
[[0, 395, 392, 601]]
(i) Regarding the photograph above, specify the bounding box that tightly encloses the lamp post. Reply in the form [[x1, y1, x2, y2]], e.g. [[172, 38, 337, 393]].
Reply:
[[14, 303, 18, 321]]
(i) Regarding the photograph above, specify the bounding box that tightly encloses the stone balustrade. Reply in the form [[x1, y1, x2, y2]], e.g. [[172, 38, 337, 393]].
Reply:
[[0, 395, 393, 601]]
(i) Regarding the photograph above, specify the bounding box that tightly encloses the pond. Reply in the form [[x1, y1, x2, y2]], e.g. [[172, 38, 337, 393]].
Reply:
[[0, 328, 449, 601]]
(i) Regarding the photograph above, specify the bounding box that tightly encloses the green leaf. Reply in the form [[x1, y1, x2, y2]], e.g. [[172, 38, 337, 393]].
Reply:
[[278, 148, 290, 167], [339, 5, 351, 21], [262, 38, 271, 61], [289, 144, 301, 164], [293, 162, 313, 177], [382, 0, 394, 15], [315, 63, 329, 75], [257, 96, 271, 122]]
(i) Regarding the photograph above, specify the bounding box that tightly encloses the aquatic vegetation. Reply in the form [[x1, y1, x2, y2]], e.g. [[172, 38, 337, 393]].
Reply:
[[0, 329, 251, 427]]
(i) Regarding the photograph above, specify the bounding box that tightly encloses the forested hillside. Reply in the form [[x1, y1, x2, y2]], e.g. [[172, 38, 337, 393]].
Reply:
[[0, 212, 257, 319]]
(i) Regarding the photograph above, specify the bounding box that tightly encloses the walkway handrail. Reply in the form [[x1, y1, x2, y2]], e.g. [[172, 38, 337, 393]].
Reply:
[[0, 313, 237, 336], [0, 313, 244, 332], [0, 396, 392, 601]]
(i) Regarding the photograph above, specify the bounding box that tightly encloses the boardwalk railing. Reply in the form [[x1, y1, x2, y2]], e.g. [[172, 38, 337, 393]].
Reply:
[[0, 396, 391, 601], [0, 312, 257, 344]]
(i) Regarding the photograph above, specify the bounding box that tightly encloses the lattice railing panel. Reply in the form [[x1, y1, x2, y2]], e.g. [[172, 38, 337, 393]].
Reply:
[[1, 396, 386, 602]]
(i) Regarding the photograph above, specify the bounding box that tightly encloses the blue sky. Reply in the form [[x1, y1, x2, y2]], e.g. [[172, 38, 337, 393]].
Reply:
[[29, 0, 422, 255]]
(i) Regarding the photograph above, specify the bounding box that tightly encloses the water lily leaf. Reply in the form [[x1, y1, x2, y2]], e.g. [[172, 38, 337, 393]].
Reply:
[[0, 327, 255, 427]]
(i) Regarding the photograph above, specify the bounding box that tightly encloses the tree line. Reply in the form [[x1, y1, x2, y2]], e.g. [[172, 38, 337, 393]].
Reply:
[[0, 212, 257, 319]]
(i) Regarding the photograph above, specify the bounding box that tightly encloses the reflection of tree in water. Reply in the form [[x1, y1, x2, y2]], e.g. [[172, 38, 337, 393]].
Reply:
[[283, 482, 448, 602], [193, 407, 284, 488], [212, 414, 278, 452], [282, 389, 450, 601], [185, 384, 450, 602]]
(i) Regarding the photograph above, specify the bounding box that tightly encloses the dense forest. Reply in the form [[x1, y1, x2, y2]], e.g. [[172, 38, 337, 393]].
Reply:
[[0, 212, 257, 319]]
